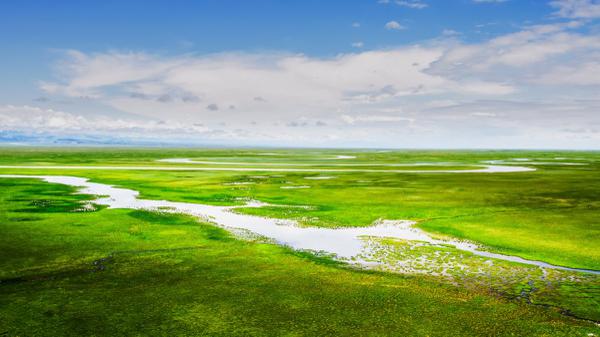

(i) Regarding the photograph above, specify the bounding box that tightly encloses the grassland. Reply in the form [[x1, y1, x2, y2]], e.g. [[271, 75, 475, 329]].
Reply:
[[1, 147, 599, 335]]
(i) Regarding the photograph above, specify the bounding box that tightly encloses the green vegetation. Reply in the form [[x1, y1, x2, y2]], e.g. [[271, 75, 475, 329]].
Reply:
[[360, 237, 600, 322], [0, 147, 599, 335], [0, 148, 598, 270], [1, 177, 598, 336]]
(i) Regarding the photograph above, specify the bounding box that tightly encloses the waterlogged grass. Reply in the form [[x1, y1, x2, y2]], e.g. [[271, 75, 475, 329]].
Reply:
[[1, 147, 598, 270], [0, 147, 595, 165], [360, 237, 600, 322], [1, 178, 599, 336]]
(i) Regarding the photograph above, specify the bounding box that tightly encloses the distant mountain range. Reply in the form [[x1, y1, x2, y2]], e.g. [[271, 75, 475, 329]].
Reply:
[[0, 130, 205, 147]]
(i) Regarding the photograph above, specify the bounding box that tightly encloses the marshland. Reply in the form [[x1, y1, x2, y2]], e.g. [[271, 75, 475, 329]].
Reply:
[[1, 148, 599, 336]]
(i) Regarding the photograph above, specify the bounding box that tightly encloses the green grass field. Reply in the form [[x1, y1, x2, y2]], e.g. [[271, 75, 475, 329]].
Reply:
[[1, 147, 599, 336]]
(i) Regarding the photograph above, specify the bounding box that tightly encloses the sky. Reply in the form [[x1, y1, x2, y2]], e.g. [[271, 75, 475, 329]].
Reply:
[[1, 0, 600, 148]]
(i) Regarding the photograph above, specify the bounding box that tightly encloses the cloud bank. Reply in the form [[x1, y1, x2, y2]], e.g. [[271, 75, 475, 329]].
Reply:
[[3, 1, 600, 148]]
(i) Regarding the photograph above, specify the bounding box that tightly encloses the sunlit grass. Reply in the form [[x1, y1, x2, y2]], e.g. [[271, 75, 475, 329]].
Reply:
[[1, 178, 598, 336], [0, 148, 599, 271]]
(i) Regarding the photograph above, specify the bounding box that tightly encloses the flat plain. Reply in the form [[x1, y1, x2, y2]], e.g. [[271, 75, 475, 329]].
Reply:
[[1, 147, 599, 336]]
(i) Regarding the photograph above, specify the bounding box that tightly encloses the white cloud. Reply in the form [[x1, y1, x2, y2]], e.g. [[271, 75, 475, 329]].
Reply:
[[341, 114, 415, 124], [39, 50, 184, 98], [24, 12, 600, 148], [42, 46, 478, 126], [0, 105, 210, 134], [534, 61, 600, 85], [352, 22, 361, 28], [472, 0, 508, 3], [427, 21, 600, 86], [550, 0, 600, 19], [394, 1, 428, 9], [385, 21, 405, 30], [442, 29, 460, 36], [53, 23, 600, 120], [470, 112, 497, 117], [351, 41, 364, 48]]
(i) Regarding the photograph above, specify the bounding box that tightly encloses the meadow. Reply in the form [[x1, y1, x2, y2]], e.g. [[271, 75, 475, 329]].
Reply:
[[0, 147, 599, 336]]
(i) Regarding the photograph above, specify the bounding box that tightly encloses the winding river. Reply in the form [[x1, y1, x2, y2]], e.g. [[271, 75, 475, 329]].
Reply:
[[1, 174, 597, 275]]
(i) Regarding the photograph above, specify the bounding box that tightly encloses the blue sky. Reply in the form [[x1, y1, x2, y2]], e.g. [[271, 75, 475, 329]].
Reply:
[[1, 0, 600, 148]]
